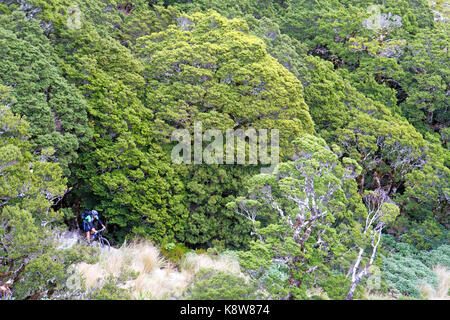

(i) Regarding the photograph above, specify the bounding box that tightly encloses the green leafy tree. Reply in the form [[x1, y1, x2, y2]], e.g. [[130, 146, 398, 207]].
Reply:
[[182, 165, 255, 248], [136, 10, 314, 156], [337, 112, 428, 197], [392, 135, 449, 248], [57, 22, 188, 244], [0, 99, 67, 221], [133, 10, 314, 246], [0, 102, 86, 300], [0, 11, 92, 176], [399, 26, 449, 137], [228, 134, 364, 299], [346, 190, 399, 299]]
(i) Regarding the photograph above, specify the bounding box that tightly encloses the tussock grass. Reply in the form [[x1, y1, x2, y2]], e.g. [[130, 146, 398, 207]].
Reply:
[[74, 241, 242, 299], [419, 265, 450, 300], [132, 268, 190, 300], [76, 262, 106, 289], [181, 251, 242, 275], [124, 241, 165, 274]]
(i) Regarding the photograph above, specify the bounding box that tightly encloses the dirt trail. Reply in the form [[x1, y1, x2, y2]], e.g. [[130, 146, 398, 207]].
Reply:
[[54, 230, 118, 252]]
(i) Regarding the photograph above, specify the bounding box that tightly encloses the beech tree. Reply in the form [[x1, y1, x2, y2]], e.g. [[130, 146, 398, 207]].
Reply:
[[134, 10, 315, 246], [228, 134, 363, 298], [399, 27, 449, 137], [136, 10, 314, 156], [57, 21, 188, 244], [0, 95, 67, 220], [346, 190, 399, 299], [337, 112, 428, 197], [0, 102, 85, 300], [0, 11, 91, 176]]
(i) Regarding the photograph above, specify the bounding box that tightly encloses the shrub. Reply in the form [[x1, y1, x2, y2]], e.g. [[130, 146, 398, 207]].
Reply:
[[383, 254, 438, 298], [418, 245, 450, 269], [320, 273, 363, 300], [160, 242, 191, 264], [184, 269, 259, 300], [89, 276, 132, 300]]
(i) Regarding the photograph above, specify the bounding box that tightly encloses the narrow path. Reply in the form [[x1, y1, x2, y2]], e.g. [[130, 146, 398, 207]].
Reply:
[[55, 230, 118, 252]]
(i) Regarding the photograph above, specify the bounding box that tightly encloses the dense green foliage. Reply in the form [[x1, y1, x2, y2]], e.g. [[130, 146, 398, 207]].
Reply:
[[184, 268, 259, 300], [381, 235, 449, 298], [0, 0, 448, 300], [0, 100, 97, 299], [0, 12, 91, 175]]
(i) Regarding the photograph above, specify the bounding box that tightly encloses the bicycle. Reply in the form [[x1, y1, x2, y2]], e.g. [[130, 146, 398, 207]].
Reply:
[[90, 227, 111, 250]]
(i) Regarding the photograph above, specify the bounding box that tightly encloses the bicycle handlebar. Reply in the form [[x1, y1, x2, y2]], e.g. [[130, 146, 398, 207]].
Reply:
[[95, 227, 106, 234]]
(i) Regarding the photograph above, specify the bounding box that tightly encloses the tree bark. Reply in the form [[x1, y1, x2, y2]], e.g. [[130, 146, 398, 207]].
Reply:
[[357, 174, 365, 195], [346, 280, 359, 300]]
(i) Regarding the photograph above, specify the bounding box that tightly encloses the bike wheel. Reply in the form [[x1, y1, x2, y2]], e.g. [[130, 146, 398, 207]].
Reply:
[[99, 237, 111, 250]]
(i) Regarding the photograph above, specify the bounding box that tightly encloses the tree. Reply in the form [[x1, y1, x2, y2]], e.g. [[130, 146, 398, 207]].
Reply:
[[399, 27, 449, 138], [349, 6, 405, 59], [0, 102, 83, 300], [228, 134, 363, 298], [0, 11, 92, 176], [0, 96, 67, 220], [391, 134, 449, 248], [346, 190, 399, 299], [136, 10, 314, 157], [181, 165, 255, 248], [133, 10, 315, 246], [57, 22, 188, 244], [337, 112, 428, 197]]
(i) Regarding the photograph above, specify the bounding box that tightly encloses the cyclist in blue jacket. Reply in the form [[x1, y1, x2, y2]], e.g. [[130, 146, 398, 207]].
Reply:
[[81, 210, 105, 244]]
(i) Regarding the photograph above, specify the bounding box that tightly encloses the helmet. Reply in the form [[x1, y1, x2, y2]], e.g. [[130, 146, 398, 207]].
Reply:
[[91, 210, 98, 216]]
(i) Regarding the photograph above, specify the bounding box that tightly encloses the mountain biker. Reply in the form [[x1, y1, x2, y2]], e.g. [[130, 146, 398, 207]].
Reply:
[[81, 210, 105, 244]]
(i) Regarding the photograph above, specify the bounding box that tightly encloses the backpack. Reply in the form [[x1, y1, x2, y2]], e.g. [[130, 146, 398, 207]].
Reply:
[[81, 210, 91, 222]]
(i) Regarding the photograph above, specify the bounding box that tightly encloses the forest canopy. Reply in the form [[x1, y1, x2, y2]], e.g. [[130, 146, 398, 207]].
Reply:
[[0, 0, 448, 301]]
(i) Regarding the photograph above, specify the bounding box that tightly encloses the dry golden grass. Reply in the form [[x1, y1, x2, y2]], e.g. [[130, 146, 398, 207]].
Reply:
[[419, 265, 450, 300], [132, 268, 190, 299], [73, 241, 243, 299], [180, 252, 242, 275], [124, 241, 165, 274], [74, 240, 448, 300], [99, 250, 125, 276], [76, 262, 106, 289]]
